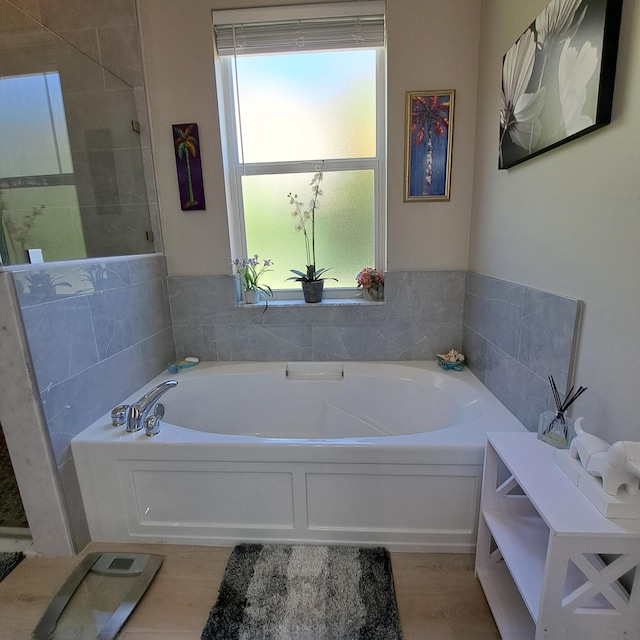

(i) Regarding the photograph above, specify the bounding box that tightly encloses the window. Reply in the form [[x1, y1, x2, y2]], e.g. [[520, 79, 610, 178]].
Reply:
[[213, 2, 386, 296]]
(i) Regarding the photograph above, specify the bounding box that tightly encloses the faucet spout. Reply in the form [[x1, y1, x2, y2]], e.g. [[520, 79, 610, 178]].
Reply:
[[126, 380, 178, 432]]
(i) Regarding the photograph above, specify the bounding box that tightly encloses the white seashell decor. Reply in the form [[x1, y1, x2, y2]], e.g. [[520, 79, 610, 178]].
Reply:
[[436, 349, 465, 363]]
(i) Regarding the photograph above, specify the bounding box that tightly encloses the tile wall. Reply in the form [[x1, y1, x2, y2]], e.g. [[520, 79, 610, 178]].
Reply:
[[463, 272, 581, 432], [169, 271, 466, 362]]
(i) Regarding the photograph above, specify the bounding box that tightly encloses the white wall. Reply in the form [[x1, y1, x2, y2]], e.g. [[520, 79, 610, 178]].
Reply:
[[471, 0, 640, 442], [138, 0, 481, 275]]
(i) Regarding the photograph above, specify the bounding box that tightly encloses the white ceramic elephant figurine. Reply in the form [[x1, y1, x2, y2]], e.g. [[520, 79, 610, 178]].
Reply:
[[569, 420, 640, 496], [586, 441, 640, 497], [569, 417, 609, 468]]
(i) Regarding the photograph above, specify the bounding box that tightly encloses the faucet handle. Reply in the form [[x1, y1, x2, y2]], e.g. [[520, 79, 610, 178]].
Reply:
[[144, 402, 165, 437], [111, 404, 130, 427], [144, 414, 161, 437]]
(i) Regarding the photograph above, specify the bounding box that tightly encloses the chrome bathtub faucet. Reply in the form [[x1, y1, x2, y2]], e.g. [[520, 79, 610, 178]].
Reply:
[[111, 380, 178, 434]]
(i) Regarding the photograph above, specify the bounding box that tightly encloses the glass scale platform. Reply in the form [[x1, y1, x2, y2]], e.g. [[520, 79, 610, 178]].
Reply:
[[32, 552, 163, 639]]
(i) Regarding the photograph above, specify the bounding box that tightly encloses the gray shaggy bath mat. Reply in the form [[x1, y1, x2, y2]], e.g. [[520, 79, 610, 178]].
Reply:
[[0, 551, 25, 582], [201, 543, 402, 640]]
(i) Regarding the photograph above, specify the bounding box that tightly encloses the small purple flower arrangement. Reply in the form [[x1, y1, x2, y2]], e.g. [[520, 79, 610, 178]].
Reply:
[[232, 255, 273, 307]]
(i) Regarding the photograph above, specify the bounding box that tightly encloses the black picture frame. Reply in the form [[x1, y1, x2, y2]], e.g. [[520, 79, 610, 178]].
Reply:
[[499, 0, 623, 170], [172, 123, 206, 210]]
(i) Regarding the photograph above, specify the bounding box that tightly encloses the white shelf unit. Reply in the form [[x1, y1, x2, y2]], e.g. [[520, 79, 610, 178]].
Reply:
[[475, 432, 640, 640]]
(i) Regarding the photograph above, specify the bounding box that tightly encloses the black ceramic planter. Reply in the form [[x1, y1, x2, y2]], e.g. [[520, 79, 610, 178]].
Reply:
[[302, 280, 324, 303]]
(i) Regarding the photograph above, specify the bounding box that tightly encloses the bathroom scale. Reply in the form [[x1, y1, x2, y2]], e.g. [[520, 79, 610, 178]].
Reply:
[[32, 552, 163, 639]]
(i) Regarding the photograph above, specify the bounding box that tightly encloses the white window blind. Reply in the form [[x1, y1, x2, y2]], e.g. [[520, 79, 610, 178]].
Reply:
[[213, 1, 385, 56]]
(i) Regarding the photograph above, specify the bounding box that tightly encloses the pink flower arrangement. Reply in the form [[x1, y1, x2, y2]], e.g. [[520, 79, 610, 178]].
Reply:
[[356, 267, 384, 291]]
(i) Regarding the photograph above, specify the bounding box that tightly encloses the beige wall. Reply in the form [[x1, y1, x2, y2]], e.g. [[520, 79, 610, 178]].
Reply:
[[138, 0, 481, 275], [386, 0, 480, 271], [471, 0, 640, 442]]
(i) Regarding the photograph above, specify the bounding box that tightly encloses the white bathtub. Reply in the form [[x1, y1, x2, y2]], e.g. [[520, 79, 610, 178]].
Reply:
[[71, 361, 526, 552]]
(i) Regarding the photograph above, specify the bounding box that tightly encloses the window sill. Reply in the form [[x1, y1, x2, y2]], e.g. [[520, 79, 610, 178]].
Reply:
[[235, 297, 386, 309]]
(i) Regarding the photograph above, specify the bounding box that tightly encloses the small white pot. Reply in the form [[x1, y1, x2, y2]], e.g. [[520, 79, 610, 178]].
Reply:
[[243, 289, 260, 304]]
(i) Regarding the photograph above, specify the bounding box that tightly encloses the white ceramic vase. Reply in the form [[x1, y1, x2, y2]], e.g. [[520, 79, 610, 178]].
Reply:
[[243, 289, 260, 304]]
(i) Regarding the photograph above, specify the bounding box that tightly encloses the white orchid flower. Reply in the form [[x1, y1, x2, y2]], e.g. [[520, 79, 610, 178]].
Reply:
[[535, 0, 586, 53], [501, 29, 546, 153]]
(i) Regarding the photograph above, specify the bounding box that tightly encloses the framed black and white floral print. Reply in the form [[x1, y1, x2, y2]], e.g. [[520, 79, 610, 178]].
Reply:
[[499, 0, 623, 169]]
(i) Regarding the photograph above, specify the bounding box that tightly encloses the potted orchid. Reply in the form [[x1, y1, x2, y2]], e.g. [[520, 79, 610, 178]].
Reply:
[[232, 255, 273, 306], [356, 267, 384, 301], [286, 161, 337, 303]]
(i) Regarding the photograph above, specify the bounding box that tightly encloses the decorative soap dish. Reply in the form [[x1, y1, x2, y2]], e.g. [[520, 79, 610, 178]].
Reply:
[[167, 356, 200, 374], [436, 350, 465, 371]]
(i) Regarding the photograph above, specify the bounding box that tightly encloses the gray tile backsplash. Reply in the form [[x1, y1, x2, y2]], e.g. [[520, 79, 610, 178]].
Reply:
[[168, 270, 466, 363], [463, 272, 581, 432]]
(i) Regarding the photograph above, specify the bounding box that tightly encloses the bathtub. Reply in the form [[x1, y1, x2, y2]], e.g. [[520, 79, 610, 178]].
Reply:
[[71, 361, 526, 552]]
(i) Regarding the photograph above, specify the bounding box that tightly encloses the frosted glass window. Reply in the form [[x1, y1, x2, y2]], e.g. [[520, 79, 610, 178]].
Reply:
[[236, 50, 376, 163], [243, 170, 374, 290]]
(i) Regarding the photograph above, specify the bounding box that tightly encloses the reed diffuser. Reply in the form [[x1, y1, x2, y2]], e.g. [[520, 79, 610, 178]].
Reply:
[[537, 376, 587, 449]]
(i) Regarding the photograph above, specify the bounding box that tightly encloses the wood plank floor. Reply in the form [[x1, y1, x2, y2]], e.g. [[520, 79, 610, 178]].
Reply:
[[0, 543, 500, 639]]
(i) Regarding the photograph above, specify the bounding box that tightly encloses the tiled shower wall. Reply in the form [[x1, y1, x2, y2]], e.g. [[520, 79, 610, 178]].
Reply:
[[463, 272, 581, 432]]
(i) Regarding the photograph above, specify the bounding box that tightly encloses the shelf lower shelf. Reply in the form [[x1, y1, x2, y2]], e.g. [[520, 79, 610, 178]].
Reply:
[[476, 563, 535, 639], [481, 507, 549, 621]]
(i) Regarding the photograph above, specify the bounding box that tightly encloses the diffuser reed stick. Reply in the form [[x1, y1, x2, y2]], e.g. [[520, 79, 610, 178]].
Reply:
[[544, 376, 587, 439]]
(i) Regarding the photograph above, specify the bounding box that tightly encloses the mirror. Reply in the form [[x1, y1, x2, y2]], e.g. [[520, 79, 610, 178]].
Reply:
[[0, 0, 155, 266]]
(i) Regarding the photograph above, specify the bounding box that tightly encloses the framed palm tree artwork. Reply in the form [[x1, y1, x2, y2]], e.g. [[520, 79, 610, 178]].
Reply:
[[499, 0, 623, 170], [404, 90, 455, 202], [172, 123, 206, 210]]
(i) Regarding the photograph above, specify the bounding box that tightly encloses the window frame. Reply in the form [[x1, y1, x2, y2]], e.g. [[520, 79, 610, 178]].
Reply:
[[214, 26, 386, 299]]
